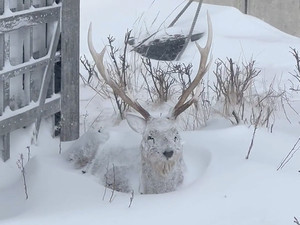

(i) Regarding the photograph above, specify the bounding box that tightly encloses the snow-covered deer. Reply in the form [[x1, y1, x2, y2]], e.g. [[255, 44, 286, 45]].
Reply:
[[87, 14, 212, 194]]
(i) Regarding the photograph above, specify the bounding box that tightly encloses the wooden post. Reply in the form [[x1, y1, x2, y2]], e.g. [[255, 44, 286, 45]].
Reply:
[[0, 0, 5, 160], [0, 31, 10, 162], [1, 80, 10, 162], [0, 0, 4, 15], [0, 80, 8, 161], [244, 0, 248, 14], [0, 135, 10, 161], [60, 0, 80, 141]]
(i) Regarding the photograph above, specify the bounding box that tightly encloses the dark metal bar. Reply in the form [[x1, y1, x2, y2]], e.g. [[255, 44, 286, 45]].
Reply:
[[168, 0, 193, 28], [176, 0, 203, 60]]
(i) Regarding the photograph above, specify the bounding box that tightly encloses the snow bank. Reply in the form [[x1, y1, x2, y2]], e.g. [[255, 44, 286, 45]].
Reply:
[[1, 1, 300, 225]]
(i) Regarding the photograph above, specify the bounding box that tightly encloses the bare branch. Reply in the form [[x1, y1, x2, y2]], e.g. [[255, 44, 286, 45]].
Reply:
[[277, 137, 300, 170], [88, 24, 151, 120], [246, 109, 262, 159], [141, 58, 177, 103], [80, 55, 98, 83], [128, 190, 134, 208], [289, 47, 300, 92], [16, 154, 29, 200], [109, 164, 116, 203]]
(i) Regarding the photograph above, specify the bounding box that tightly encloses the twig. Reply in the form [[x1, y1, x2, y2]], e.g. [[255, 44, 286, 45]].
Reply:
[[102, 184, 107, 201], [128, 190, 134, 208], [82, 112, 88, 133], [16, 154, 29, 200], [59, 139, 62, 155], [141, 58, 178, 103], [89, 111, 104, 130], [79, 73, 108, 98], [109, 164, 116, 203], [232, 110, 240, 124], [277, 137, 300, 170], [103, 163, 109, 201], [54, 120, 63, 154], [26, 146, 31, 162], [294, 217, 300, 225], [80, 55, 98, 83], [245, 109, 262, 159], [289, 47, 300, 92], [107, 34, 131, 119]]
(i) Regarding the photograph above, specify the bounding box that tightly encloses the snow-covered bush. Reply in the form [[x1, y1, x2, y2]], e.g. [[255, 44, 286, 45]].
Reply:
[[212, 58, 260, 124], [211, 57, 290, 129]]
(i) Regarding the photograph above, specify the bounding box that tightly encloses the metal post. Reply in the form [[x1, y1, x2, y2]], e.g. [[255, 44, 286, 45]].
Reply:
[[0, 31, 10, 162], [168, 0, 193, 28], [176, 0, 203, 60], [244, 0, 248, 14]]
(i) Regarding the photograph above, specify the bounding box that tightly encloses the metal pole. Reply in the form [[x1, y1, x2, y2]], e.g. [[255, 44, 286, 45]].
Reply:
[[168, 0, 193, 28], [176, 0, 203, 60]]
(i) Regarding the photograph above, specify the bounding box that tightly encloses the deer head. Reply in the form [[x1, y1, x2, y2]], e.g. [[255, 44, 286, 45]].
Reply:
[[88, 13, 212, 194]]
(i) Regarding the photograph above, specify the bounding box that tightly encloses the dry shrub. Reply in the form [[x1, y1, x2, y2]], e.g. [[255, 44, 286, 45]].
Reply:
[[211, 58, 292, 130]]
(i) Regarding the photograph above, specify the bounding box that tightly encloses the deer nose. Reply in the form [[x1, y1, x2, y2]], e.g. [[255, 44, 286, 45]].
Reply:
[[163, 150, 174, 159]]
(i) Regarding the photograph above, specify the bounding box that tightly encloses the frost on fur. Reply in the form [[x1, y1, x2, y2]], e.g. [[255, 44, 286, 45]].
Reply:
[[87, 116, 185, 194], [135, 116, 185, 194], [85, 14, 212, 194]]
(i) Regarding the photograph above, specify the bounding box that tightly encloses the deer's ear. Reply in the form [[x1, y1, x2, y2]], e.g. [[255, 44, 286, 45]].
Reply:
[[126, 114, 147, 134]]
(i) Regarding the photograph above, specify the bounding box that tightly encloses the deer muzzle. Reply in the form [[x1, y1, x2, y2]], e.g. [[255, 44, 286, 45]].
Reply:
[[163, 150, 174, 159]]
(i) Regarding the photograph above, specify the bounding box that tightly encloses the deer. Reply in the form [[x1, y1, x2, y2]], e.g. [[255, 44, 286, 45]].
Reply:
[[87, 13, 212, 194]]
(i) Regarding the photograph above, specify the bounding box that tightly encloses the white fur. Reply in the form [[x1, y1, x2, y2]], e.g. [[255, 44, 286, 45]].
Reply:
[[65, 131, 109, 169], [127, 115, 184, 194], [65, 117, 184, 194]]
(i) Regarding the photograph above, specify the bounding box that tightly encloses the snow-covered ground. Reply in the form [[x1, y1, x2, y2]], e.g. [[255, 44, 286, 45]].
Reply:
[[1, 0, 300, 224]]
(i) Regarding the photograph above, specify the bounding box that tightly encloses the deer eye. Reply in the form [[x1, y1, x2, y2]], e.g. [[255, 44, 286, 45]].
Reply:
[[147, 135, 155, 143], [174, 135, 179, 142]]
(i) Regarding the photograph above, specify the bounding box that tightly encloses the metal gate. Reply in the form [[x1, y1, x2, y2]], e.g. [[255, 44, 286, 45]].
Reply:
[[0, 0, 80, 161]]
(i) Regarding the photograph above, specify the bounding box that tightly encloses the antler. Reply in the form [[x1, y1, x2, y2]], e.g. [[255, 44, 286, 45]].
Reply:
[[88, 24, 151, 120], [171, 13, 213, 119]]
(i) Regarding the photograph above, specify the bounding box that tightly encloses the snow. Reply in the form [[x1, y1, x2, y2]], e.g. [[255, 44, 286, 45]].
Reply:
[[1, 0, 300, 224]]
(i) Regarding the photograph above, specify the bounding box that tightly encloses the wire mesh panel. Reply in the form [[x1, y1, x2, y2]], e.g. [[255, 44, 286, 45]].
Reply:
[[0, 0, 79, 161]]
